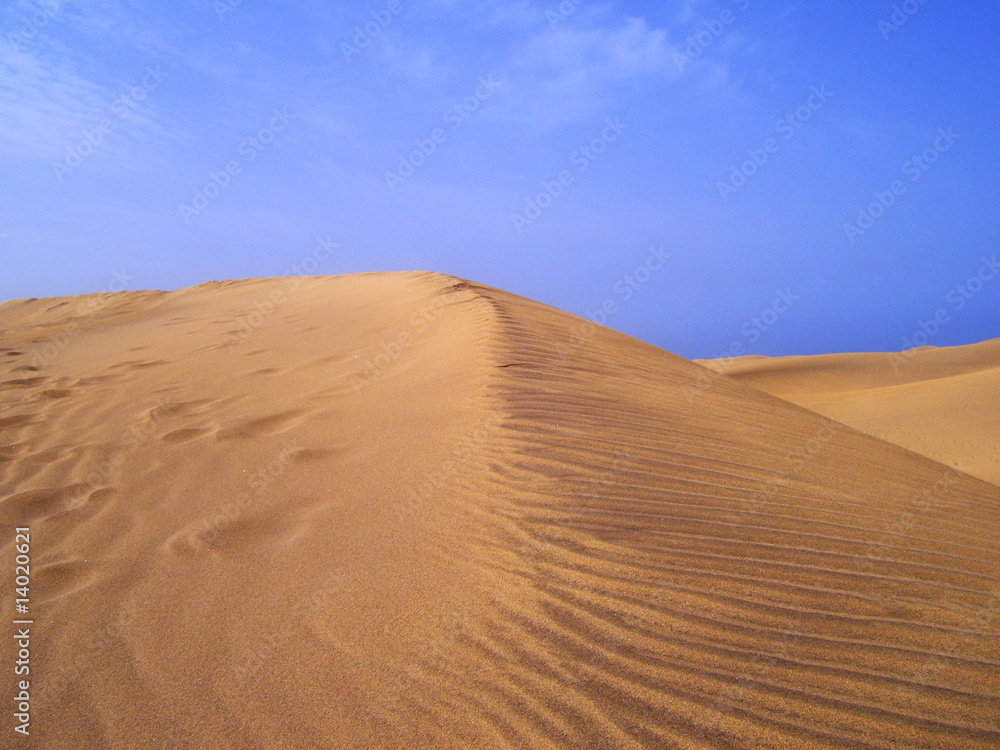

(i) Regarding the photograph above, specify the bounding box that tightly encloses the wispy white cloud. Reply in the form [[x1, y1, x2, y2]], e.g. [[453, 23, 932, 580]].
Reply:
[[0, 42, 182, 172], [384, 1, 760, 130], [491, 15, 681, 128], [370, 35, 453, 84], [0, 2, 193, 165], [0, 42, 109, 156]]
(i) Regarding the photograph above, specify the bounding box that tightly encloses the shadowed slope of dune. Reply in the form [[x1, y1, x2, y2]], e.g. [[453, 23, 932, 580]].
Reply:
[[696, 340, 1000, 485], [1, 273, 998, 749]]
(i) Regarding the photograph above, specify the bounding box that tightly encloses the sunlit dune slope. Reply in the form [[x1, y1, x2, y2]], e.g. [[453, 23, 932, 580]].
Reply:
[[1, 272, 998, 749], [697, 340, 1000, 485]]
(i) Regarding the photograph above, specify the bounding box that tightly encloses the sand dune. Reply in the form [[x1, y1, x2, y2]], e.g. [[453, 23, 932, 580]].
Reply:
[[697, 340, 1000, 486], [1, 272, 998, 749]]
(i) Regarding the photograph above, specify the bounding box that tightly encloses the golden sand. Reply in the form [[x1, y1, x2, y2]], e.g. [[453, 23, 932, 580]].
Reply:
[[698, 340, 1000, 486], [1, 273, 997, 748]]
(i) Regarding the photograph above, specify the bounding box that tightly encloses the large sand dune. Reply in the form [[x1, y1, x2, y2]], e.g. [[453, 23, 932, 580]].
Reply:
[[1, 272, 998, 748], [697, 340, 1000, 486]]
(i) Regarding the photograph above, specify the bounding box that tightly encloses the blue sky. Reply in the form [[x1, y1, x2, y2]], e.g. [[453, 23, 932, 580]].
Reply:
[[1, 0, 997, 358]]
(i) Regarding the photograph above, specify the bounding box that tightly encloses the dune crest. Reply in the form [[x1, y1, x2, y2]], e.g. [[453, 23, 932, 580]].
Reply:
[[1, 272, 998, 749]]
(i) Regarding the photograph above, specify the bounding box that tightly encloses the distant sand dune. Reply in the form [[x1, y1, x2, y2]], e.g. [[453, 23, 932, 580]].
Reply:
[[697, 340, 1000, 486], [1, 273, 998, 748]]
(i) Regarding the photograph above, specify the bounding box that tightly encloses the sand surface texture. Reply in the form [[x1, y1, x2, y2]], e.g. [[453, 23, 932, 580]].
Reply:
[[1, 272, 998, 748], [697, 340, 1000, 486]]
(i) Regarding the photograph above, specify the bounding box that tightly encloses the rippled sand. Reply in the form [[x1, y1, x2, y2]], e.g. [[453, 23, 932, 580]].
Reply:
[[1, 272, 998, 748]]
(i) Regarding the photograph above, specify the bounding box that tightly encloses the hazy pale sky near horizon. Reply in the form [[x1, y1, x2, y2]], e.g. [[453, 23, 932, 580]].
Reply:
[[1, 0, 997, 358]]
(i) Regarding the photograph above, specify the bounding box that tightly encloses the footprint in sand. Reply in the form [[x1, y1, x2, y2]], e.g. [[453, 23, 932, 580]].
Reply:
[[0, 414, 37, 430], [22, 446, 75, 464], [165, 494, 335, 556], [37, 388, 72, 400], [32, 558, 99, 605], [1, 376, 48, 389], [0, 483, 113, 525], [285, 447, 342, 462], [214, 409, 309, 441], [146, 399, 217, 421], [161, 427, 214, 444], [77, 374, 121, 385], [106, 359, 168, 372], [0, 443, 28, 463]]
